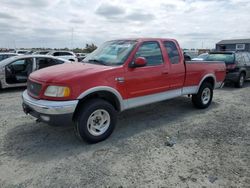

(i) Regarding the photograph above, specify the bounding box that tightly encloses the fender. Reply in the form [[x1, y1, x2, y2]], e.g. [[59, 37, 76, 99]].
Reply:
[[77, 86, 125, 111], [198, 74, 216, 91]]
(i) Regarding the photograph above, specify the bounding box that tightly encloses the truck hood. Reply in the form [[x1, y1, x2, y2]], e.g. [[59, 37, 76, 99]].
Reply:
[[30, 62, 116, 83]]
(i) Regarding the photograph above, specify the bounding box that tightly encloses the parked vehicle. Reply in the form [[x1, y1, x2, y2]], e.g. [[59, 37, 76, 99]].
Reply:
[[192, 53, 209, 61], [14, 50, 30, 55], [204, 51, 250, 88], [22, 38, 226, 143], [0, 55, 69, 89], [47, 51, 78, 62], [76, 53, 89, 61], [0, 53, 18, 62], [32, 50, 50, 55]]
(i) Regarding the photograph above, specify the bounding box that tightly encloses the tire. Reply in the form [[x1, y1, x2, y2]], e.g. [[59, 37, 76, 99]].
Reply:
[[192, 82, 213, 109], [235, 73, 245, 88], [74, 99, 117, 143]]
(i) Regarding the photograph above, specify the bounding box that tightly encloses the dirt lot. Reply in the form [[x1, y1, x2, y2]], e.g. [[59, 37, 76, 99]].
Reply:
[[0, 82, 249, 188]]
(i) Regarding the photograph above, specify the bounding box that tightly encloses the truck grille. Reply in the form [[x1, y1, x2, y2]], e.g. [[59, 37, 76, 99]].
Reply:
[[27, 80, 42, 97]]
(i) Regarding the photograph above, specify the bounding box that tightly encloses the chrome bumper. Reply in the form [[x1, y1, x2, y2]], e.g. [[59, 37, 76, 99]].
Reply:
[[22, 90, 78, 115]]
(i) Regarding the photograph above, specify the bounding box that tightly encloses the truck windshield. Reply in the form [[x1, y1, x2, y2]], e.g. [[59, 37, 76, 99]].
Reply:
[[84, 40, 136, 66], [205, 53, 235, 64]]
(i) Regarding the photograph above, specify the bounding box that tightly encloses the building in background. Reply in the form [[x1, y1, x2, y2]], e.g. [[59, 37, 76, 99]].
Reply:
[[216, 39, 250, 52]]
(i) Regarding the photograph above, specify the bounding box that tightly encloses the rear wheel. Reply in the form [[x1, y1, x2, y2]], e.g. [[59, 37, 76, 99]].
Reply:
[[74, 99, 117, 143], [235, 73, 245, 88], [192, 82, 213, 109]]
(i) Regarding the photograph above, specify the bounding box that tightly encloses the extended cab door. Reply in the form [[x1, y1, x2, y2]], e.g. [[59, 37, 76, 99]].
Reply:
[[162, 40, 185, 89], [125, 41, 171, 98]]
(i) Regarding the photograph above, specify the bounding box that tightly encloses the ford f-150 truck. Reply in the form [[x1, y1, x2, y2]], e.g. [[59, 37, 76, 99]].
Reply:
[[22, 38, 226, 143]]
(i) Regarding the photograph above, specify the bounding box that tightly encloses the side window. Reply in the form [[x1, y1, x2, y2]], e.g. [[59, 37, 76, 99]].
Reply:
[[53, 52, 60, 56], [64, 52, 72, 56], [9, 58, 33, 74], [163, 41, 180, 64], [242, 53, 250, 65], [56, 59, 64, 64], [135, 42, 163, 66], [236, 53, 245, 65], [58, 52, 71, 56], [36, 58, 60, 69], [247, 53, 250, 65]]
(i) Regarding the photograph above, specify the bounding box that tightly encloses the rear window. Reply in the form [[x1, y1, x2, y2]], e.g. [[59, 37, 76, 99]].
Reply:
[[205, 53, 235, 64]]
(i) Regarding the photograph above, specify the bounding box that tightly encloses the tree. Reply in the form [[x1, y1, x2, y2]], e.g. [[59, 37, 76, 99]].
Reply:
[[83, 43, 97, 53]]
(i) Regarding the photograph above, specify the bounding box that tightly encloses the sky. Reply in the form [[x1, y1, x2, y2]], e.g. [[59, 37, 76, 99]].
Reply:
[[0, 0, 250, 49]]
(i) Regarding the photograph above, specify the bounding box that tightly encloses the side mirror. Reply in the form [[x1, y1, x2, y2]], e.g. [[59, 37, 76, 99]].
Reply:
[[129, 57, 147, 68]]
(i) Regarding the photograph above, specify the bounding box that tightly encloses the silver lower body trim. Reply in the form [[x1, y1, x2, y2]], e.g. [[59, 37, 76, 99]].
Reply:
[[22, 90, 78, 115], [123, 86, 198, 110]]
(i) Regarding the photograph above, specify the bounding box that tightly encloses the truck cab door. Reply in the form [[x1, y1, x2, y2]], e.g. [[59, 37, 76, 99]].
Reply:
[[162, 40, 185, 89], [125, 41, 171, 99]]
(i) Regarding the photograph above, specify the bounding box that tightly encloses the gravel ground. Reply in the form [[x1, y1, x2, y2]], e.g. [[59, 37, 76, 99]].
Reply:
[[0, 82, 250, 188]]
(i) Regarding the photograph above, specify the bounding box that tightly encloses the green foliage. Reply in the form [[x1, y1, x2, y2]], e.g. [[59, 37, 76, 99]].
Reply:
[[83, 43, 97, 53], [72, 43, 97, 53]]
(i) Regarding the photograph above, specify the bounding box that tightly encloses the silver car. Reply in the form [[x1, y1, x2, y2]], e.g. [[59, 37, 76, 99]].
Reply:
[[0, 53, 18, 61], [47, 51, 78, 62], [0, 55, 69, 89]]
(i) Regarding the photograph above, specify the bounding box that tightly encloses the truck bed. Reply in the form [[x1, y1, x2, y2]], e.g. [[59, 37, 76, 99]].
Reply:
[[184, 60, 226, 90]]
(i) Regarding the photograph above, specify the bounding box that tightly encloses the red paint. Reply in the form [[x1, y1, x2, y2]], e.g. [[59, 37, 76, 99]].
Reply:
[[29, 38, 226, 101]]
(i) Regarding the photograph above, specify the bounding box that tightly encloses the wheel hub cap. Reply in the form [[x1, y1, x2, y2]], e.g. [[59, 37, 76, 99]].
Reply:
[[87, 109, 111, 136], [201, 88, 211, 105]]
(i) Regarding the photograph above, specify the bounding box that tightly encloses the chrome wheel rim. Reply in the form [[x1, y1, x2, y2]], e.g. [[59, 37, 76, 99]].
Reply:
[[87, 109, 110, 136], [240, 75, 244, 86], [201, 88, 211, 105]]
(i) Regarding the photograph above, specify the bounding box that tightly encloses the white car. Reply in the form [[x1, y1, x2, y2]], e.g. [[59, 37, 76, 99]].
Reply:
[[47, 51, 78, 62], [14, 50, 30, 55], [0, 53, 18, 62], [192, 53, 209, 61], [0, 55, 70, 89]]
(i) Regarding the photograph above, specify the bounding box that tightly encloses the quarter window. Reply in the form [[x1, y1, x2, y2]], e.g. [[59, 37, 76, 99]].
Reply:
[[242, 52, 250, 65], [135, 42, 163, 66], [236, 53, 245, 65], [163, 41, 180, 64]]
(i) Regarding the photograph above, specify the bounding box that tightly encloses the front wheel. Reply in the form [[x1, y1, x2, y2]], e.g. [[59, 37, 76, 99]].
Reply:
[[74, 99, 117, 143], [192, 82, 213, 109]]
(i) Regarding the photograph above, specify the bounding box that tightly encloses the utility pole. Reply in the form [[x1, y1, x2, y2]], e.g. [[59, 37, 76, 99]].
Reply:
[[71, 28, 74, 50]]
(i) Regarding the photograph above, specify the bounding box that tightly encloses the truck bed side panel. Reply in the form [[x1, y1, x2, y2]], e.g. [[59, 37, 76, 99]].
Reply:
[[184, 61, 226, 88]]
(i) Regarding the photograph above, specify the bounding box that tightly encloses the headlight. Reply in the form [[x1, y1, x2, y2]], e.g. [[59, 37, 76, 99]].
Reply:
[[44, 86, 71, 97]]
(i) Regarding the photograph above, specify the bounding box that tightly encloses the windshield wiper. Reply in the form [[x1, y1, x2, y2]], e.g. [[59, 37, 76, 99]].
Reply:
[[87, 59, 107, 65]]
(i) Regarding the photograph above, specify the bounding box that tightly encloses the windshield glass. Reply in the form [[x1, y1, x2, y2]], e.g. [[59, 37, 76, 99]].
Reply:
[[84, 40, 136, 66], [205, 53, 235, 64]]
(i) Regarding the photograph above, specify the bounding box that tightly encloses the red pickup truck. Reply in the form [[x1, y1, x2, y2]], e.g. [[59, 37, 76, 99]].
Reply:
[[22, 38, 226, 143]]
